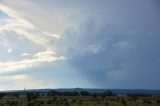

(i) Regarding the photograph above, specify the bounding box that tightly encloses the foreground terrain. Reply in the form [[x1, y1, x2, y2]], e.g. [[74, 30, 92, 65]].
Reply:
[[0, 96, 160, 106]]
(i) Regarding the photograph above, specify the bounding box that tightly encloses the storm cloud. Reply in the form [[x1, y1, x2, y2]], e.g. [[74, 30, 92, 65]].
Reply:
[[0, 0, 160, 90]]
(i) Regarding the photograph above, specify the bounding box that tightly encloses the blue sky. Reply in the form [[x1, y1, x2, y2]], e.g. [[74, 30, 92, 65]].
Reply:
[[0, 0, 160, 90]]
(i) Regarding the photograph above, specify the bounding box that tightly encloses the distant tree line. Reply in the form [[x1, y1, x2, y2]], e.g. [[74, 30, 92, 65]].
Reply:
[[0, 90, 155, 99], [0, 90, 114, 97], [127, 94, 152, 97], [48, 90, 114, 96]]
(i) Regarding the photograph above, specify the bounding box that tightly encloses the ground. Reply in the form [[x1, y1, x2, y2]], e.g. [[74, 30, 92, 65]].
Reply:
[[0, 96, 160, 106]]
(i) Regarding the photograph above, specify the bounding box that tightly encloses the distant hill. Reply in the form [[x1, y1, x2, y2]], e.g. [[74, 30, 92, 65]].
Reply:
[[55, 88, 160, 95], [1, 88, 160, 95]]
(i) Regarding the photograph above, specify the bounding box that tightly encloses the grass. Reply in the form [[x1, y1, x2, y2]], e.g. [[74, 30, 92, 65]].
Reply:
[[0, 96, 160, 106]]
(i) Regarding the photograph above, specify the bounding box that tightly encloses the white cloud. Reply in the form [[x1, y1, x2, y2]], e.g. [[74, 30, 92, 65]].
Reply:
[[0, 50, 65, 73], [0, 4, 60, 50], [0, 74, 29, 80], [112, 41, 131, 49], [7, 48, 12, 53], [0, 0, 74, 35], [0, 4, 66, 73], [81, 44, 105, 54], [21, 53, 30, 56]]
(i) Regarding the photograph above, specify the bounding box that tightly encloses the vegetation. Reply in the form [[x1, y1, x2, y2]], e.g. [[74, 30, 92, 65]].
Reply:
[[0, 91, 160, 106]]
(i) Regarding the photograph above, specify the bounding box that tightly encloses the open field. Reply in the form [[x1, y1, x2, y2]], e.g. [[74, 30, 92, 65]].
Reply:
[[0, 96, 160, 106]]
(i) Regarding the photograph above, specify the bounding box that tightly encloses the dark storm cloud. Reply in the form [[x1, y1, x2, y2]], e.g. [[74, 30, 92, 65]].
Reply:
[[55, 0, 160, 89]]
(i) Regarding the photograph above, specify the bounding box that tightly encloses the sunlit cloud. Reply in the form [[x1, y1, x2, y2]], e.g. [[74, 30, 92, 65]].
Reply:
[[0, 4, 58, 50], [7, 48, 12, 53], [0, 50, 65, 73], [21, 53, 30, 56], [0, 74, 45, 89], [0, 4, 65, 73]]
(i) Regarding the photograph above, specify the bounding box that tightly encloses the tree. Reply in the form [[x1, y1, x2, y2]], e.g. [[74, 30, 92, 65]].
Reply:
[[0, 93, 5, 98], [48, 90, 58, 96], [27, 92, 38, 102], [120, 99, 126, 106], [102, 90, 113, 96], [27, 93, 32, 102], [80, 91, 90, 96]]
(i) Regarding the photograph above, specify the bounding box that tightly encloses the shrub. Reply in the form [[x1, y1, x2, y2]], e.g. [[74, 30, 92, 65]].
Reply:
[[156, 99, 160, 103], [72, 99, 76, 103], [120, 99, 126, 106], [65, 101, 69, 106], [105, 102, 109, 106]]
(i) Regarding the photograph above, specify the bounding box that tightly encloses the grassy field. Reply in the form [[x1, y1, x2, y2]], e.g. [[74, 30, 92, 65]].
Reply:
[[0, 96, 160, 106]]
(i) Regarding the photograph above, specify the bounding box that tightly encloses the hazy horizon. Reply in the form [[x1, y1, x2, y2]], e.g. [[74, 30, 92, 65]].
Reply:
[[0, 0, 160, 91]]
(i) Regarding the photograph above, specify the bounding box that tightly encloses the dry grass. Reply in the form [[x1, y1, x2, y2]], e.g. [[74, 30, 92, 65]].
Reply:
[[0, 96, 160, 106]]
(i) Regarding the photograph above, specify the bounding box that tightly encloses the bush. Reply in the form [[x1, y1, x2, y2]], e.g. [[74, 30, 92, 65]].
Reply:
[[47, 100, 52, 104], [72, 99, 76, 103], [105, 102, 109, 106], [27, 102, 34, 106], [65, 101, 69, 106], [157, 100, 160, 103], [120, 99, 126, 106], [146, 100, 152, 104]]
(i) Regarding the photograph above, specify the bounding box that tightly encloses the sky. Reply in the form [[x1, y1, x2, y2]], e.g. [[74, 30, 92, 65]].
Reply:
[[0, 0, 160, 90]]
